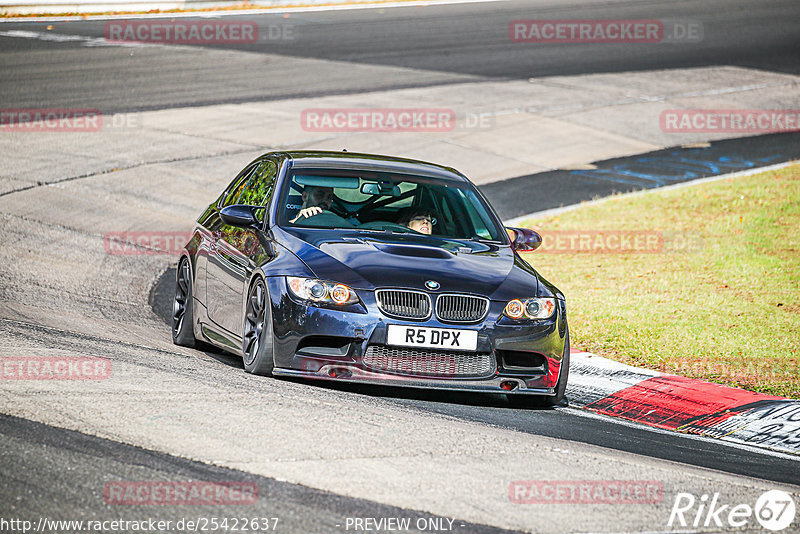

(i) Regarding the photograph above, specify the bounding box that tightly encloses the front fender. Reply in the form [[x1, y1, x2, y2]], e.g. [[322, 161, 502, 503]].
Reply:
[[242, 241, 315, 327], [259, 241, 316, 278]]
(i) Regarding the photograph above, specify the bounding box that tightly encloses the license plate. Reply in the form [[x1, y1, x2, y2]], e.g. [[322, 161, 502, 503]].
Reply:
[[386, 325, 478, 351]]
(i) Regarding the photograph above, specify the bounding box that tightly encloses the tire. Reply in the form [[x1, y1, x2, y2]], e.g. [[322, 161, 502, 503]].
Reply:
[[508, 329, 570, 408], [172, 258, 197, 348], [242, 278, 274, 376]]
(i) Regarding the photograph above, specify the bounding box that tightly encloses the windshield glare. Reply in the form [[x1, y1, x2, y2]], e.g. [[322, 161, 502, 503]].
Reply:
[[279, 169, 505, 242]]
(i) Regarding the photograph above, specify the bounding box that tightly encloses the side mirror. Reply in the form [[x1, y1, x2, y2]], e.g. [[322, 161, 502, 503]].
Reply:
[[220, 205, 262, 229], [506, 227, 542, 252]]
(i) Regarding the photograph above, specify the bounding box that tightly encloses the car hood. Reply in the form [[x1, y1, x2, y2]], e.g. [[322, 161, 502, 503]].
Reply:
[[274, 228, 543, 300]]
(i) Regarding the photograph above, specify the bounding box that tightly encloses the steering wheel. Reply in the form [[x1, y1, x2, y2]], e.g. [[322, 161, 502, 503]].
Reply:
[[297, 209, 355, 228], [327, 198, 350, 218], [357, 221, 413, 232]]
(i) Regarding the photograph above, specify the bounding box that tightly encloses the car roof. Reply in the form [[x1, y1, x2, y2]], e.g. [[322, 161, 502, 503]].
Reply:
[[274, 151, 469, 182]]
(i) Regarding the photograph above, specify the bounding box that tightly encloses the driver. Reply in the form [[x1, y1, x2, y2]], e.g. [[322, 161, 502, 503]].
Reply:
[[290, 185, 334, 223], [399, 208, 434, 235]]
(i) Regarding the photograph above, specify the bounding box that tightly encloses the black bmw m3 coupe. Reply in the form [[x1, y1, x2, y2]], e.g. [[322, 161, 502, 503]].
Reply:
[[173, 151, 569, 405]]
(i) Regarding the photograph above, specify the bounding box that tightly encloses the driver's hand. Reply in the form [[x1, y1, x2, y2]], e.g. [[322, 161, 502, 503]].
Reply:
[[290, 206, 323, 223]]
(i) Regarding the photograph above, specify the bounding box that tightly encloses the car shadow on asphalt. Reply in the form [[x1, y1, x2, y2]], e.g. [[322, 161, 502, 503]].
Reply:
[[204, 349, 245, 369], [278, 376, 566, 411]]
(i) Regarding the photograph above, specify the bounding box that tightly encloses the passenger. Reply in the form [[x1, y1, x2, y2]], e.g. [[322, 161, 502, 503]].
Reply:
[[399, 208, 434, 235], [291, 186, 334, 222]]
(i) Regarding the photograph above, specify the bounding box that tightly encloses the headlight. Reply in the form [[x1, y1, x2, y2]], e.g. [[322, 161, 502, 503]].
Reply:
[[503, 297, 556, 320], [286, 277, 359, 306]]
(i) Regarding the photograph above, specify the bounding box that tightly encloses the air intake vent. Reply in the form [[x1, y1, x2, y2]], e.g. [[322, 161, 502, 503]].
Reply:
[[363, 345, 495, 377], [376, 289, 431, 320], [435, 294, 489, 323]]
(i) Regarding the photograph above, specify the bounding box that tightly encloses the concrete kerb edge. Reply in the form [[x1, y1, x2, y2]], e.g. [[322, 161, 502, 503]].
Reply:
[[0, 0, 506, 19], [567, 350, 800, 457]]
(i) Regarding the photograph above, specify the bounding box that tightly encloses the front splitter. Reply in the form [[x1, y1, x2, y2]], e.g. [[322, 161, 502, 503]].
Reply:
[[272, 365, 555, 396]]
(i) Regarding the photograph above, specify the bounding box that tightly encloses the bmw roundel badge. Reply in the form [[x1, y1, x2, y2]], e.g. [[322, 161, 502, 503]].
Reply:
[[425, 280, 440, 290]]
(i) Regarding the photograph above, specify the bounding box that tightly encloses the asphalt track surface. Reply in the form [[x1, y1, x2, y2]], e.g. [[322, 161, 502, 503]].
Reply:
[[484, 132, 800, 218], [0, 414, 516, 533], [0, 0, 799, 112], [2, 0, 800, 531]]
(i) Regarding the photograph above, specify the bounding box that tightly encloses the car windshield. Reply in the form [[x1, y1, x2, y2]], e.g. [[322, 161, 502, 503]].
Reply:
[[278, 168, 506, 241]]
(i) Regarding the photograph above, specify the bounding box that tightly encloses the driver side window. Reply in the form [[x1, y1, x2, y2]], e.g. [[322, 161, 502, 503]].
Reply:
[[223, 160, 278, 222], [220, 163, 257, 209], [237, 160, 278, 220]]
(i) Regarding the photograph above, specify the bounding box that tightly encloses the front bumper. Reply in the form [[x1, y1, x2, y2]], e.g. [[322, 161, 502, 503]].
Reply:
[[265, 277, 568, 395]]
